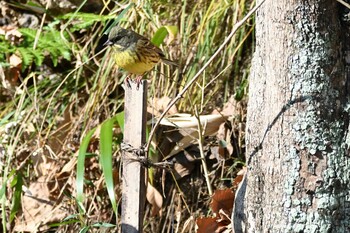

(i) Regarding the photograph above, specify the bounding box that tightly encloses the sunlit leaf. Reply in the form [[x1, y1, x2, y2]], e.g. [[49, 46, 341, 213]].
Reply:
[[151, 25, 178, 47], [49, 219, 80, 227], [76, 128, 96, 203], [91, 222, 116, 227], [210, 189, 235, 215], [115, 111, 124, 132], [10, 172, 22, 222], [100, 117, 117, 214], [79, 226, 90, 233]]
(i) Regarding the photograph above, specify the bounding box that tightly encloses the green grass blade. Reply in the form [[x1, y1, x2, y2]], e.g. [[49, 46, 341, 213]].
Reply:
[[104, 3, 134, 35], [0, 169, 16, 199], [1, 166, 16, 231], [115, 111, 124, 132], [10, 172, 23, 223], [63, 214, 80, 221], [49, 219, 80, 227], [0, 180, 6, 200], [100, 117, 117, 214], [76, 128, 96, 204], [91, 222, 116, 227], [79, 226, 90, 233]]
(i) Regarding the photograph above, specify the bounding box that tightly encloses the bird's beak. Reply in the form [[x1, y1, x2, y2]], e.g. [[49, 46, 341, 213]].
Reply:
[[103, 39, 113, 47]]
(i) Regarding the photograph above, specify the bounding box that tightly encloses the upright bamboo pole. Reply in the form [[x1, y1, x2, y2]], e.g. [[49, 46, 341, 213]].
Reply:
[[121, 81, 147, 233]]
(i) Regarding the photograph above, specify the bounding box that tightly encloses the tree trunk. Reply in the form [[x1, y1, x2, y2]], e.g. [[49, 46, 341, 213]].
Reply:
[[240, 0, 350, 232]]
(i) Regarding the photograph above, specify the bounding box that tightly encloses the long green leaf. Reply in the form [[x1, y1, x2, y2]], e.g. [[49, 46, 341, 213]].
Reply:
[[49, 219, 80, 227], [91, 222, 116, 228], [115, 111, 124, 132], [10, 172, 23, 222], [76, 128, 96, 204], [100, 117, 117, 214], [79, 226, 90, 233], [0, 169, 16, 199]]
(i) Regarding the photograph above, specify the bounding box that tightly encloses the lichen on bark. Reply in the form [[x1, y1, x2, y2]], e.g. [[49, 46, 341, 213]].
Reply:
[[244, 0, 350, 232]]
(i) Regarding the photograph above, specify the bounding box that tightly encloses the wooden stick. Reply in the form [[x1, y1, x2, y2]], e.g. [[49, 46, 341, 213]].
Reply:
[[122, 81, 147, 233]]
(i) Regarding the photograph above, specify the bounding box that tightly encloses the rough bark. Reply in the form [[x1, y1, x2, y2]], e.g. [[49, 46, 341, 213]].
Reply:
[[240, 0, 350, 232]]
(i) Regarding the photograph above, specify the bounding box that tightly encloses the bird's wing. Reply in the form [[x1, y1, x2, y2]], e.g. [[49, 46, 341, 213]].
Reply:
[[134, 33, 164, 55], [134, 33, 177, 66]]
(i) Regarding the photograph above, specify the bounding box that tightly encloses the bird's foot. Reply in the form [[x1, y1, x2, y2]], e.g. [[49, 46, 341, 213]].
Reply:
[[124, 75, 132, 89], [124, 75, 143, 89], [135, 75, 143, 89]]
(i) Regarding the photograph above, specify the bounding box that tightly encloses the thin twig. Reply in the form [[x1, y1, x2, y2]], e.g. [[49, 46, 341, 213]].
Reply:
[[144, 0, 266, 155], [194, 106, 213, 196], [337, 0, 350, 9], [33, 2, 49, 50]]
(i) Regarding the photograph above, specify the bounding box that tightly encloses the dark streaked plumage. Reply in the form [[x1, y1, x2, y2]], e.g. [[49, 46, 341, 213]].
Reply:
[[104, 26, 177, 76]]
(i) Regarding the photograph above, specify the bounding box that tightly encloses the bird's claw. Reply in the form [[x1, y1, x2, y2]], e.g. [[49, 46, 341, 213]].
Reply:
[[135, 76, 143, 90], [124, 76, 132, 89]]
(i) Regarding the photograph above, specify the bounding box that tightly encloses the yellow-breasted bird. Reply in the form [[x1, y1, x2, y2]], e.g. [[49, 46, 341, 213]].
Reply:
[[103, 26, 177, 85]]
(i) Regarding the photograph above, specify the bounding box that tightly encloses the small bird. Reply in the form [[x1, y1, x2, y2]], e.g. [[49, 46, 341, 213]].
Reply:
[[103, 26, 177, 86]]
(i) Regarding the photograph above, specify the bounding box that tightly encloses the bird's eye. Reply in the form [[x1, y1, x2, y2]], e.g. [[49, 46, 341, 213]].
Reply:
[[110, 36, 119, 43]]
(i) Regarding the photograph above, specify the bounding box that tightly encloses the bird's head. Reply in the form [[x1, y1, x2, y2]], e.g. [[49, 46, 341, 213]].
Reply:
[[103, 26, 134, 50]]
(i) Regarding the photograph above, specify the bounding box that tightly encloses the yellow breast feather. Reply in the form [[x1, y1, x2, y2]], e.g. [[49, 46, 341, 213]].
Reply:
[[112, 46, 158, 75]]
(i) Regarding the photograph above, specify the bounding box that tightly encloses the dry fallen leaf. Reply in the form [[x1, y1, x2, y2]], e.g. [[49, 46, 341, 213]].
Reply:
[[9, 53, 22, 67], [210, 189, 235, 216], [58, 156, 77, 175], [14, 176, 66, 232], [32, 152, 58, 178], [233, 167, 246, 190], [0, 26, 23, 42], [6, 53, 22, 85], [197, 188, 238, 233], [214, 122, 234, 159], [215, 95, 243, 118], [171, 145, 198, 179], [147, 96, 178, 117], [157, 113, 226, 158], [146, 182, 163, 216], [196, 217, 219, 233]]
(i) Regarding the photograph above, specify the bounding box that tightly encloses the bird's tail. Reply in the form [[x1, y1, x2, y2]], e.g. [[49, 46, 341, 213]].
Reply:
[[161, 58, 178, 67]]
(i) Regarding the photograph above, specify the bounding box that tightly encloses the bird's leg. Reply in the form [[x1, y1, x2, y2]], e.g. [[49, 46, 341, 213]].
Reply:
[[135, 75, 143, 89], [124, 74, 132, 89]]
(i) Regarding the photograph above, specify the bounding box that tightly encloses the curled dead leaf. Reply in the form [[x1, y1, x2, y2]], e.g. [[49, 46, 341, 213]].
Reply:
[[211, 189, 235, 216], [171, 145, 199, 179], [157, 113, 226, 158], [196, 216, 230, 233], [146, 182, 163, 216], [0, 26, 23, 43], [196, 217, 219, 233], [148, 96, 178, 117]]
